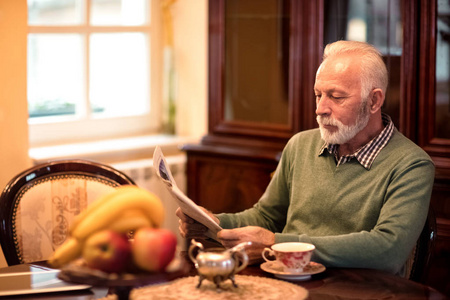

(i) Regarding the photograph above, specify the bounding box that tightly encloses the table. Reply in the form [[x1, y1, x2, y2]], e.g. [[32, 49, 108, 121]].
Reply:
[[240, 265, 448, 299], [0, 256, 447, 299], [177, 250, 448, 300]]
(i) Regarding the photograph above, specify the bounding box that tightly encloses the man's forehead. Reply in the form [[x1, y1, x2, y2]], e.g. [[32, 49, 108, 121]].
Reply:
[[314, 84, 347, 93], [316, 55, 361, 88], [319, 56, 355, 74], [333, 61, 349, 73]]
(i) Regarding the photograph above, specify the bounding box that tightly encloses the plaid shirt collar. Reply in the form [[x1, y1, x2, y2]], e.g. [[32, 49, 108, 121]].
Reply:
[[318, 113, 394, 170]]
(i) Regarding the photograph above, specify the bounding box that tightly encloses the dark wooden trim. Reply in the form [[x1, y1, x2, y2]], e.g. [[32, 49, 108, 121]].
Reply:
[[418, 0, 437, 148], [418, 0, 436, 147], [400, 0, 419, 139], [182, 143, 281, 163], [208, 0, 224, 136], [297, 0, 323, 130], [436, 218, 450, 239]]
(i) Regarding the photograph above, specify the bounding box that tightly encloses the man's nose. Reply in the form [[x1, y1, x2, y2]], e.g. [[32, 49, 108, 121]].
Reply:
[[316, 96, 331, 116]]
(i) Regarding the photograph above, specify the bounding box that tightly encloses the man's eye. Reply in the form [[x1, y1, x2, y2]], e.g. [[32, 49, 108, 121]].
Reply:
[[330, 95, 343, 100]]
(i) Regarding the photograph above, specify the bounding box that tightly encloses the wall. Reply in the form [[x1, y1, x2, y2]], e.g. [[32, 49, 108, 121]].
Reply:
[[0, 1, 31, 193], [0, 0, 32, 267], [0, 0, 208, 267], [172, 0, 208, 139]]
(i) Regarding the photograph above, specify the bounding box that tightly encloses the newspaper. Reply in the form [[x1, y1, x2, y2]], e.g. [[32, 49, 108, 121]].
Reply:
[[153, 146, 222, 241]]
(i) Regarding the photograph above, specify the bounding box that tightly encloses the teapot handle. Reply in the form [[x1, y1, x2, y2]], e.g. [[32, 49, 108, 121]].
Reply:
[[232, 248, 249, 273], [188, 239, 204, 264]]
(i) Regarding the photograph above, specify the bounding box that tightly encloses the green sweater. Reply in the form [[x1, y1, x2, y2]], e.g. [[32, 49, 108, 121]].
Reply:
[[218, 128, 435, 275]]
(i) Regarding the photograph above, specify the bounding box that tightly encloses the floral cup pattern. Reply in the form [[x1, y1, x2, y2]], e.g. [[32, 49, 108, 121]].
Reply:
[[262, 242, 315, 273]]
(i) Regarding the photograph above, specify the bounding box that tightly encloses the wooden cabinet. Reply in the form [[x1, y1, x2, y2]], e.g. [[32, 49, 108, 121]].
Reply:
[[183, 0, 320, 212], [183, 144, 279, 214], [183, 0, 450, 296], [414, 0, 450, 295], [183, 0, 320, 213]]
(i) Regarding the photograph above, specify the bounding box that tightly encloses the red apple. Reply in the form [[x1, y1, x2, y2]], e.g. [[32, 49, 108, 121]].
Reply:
[[131, 227, 178, 272], [82, 230, 131, 273]]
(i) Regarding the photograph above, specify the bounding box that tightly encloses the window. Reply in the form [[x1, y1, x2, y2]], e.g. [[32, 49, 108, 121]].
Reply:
[[27, 0, 159, 146]]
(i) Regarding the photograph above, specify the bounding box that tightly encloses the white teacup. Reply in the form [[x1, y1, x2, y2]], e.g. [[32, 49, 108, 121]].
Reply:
[[262, 242, 315, 273]]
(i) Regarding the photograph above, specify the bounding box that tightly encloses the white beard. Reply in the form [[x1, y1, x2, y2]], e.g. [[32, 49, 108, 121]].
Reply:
[[317, 101, 370, 145]]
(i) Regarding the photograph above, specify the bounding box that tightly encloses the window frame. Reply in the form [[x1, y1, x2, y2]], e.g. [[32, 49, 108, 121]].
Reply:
[[27, 0, 162, 146]]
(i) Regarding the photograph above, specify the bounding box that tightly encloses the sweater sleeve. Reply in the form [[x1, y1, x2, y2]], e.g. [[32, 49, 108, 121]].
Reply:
[[275, 159, 435, 275], [217, 138, 295, 232]]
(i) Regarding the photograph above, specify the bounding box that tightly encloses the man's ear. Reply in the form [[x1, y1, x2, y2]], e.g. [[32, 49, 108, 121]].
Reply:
[[369, 88, 385, 114]]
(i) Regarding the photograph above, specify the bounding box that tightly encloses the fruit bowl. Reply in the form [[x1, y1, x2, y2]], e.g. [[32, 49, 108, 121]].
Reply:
[[57, 258, 188, 300], [58, 257, 187, 287]]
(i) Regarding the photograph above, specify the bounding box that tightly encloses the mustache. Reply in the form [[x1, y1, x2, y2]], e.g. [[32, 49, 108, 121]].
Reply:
[[316, 115, 341, 127]]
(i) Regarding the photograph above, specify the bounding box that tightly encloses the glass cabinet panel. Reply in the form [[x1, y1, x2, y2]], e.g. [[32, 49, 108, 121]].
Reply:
[[322, 0, 403, 127], [224, 0, 290, 125], [435, 0, 450, 139]]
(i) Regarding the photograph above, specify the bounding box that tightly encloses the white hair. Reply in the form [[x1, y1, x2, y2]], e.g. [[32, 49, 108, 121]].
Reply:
[[322, 40, 388, 100]]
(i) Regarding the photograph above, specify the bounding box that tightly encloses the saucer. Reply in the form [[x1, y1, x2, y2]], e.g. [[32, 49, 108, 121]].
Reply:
[[260, 261, 325, 281]]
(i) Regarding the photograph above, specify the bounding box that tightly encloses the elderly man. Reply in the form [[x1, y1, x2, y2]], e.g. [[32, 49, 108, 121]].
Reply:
[[177, 40, 435, 276]]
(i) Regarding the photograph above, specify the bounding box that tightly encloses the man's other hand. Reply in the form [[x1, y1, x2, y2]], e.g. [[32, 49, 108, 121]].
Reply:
[[175, 207, 219, 239], [217, 226, 275, 265]]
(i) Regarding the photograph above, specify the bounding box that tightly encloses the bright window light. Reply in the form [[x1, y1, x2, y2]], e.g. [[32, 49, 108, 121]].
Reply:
[[27, 0, 155, 146]]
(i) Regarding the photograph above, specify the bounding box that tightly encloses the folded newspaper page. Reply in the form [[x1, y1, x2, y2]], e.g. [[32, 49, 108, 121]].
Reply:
[[153, 146, 222, 241]]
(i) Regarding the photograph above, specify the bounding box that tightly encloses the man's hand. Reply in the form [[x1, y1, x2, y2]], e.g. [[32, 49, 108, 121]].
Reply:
[[217, 226, 275, 265], [175, 207, 219, 239]]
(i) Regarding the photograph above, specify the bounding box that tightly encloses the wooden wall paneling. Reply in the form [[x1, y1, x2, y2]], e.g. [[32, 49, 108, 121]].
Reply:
[[414, 0, 450, 296], [207, 0, 224, 137], [400, 0, 419, 139], [184, 144, 280, 213]]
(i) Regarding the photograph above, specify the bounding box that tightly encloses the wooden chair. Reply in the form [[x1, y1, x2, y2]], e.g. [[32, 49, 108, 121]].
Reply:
[[408, 206, 437, 283], [0, 159, 135, 266]]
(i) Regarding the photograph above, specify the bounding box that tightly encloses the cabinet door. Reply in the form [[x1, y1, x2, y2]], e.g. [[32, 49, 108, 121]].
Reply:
[[207, 0, 320, 146], [416, 0, 450, 228], [323, 0, 404, 129], [418, 0, 450, 159]]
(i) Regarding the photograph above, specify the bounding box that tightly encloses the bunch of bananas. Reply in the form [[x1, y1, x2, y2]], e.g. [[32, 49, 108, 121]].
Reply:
[[48, 185, 165, 268]]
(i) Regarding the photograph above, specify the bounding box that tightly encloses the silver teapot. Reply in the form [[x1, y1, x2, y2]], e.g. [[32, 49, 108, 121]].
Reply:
[[188, 239, 251, 288]]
